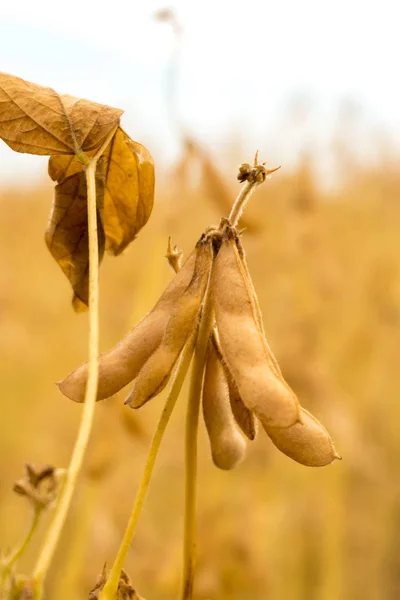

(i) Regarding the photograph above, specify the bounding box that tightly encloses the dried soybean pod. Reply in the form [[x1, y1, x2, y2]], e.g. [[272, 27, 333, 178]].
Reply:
[[202, 342, 246, 470], [264, 407, 341, 467], [211, 327, 258, 440], [212, 331, 257, 441], [126, 241, 212, 409], [235, 237, 283, 378], [59, 251, 197, 402], [212, 235, 300, 428]]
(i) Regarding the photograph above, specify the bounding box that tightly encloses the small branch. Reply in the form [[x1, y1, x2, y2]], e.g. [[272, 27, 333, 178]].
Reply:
[[32, 126, 118, 593], [99, 333, 198, 600], [0, 508, 41, 591], [180, 268, 215, 600], [228, 179, 256, 228]]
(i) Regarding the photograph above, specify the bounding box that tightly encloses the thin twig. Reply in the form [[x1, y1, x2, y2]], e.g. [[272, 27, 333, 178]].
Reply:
[[180, 265, 215, 600], [228, 157, 280, 228], [0, 508, 41, 594]]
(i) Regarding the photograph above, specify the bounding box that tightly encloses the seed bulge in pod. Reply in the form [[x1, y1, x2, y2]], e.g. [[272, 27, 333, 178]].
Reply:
[[264, 407, 341, 467], [212, 236, 300, 428], [203, 341, 246, 470], [212, 331, 257, 441]]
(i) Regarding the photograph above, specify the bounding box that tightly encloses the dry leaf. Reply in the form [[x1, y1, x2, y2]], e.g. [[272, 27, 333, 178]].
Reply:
[[264, 407, 341, 467], [0, 72, 123, 155], [47, 128, 154, 307], [49, 127, 155, 256], [101, 128, 155, 254], [45, 171, 105, 306], [0, 72, 155, 308]]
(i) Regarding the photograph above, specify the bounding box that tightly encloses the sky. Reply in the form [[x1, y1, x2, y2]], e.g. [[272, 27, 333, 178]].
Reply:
[[1, 0, 399, 184]]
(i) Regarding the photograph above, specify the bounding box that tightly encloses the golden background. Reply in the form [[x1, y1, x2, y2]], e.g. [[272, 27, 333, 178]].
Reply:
[[1, 138, 400, 599]]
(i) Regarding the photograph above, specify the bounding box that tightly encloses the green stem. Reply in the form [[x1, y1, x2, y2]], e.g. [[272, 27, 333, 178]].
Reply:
[[180, 276, 215, 600], [31, 126, 118, 595], [0, 509, 41, 592], [99, 335, 198, 600]]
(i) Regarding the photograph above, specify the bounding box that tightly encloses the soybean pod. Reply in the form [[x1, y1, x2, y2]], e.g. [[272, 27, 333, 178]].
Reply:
[[126, 240, 212, 409], [235, 237, 283, 379], [212, 233, 300, 429], [202, 341, 246, 470], [211, 331, 257, 441], [59, 250, 197, 402], [264, 407, 341, 467]]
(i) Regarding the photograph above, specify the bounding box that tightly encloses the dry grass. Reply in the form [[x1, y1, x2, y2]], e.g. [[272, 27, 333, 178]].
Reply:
[[1, 150, 400, 600]]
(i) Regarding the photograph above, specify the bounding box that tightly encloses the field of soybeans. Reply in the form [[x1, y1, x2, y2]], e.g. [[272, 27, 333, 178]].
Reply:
[[1, 142, 400, 599]]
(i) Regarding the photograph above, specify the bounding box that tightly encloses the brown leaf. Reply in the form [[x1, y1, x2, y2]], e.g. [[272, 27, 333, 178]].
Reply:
[[44, 171, 105, 308], [48, 127, 155, 257], [0, 72, 123, 155], [100, 128, 155, 254]]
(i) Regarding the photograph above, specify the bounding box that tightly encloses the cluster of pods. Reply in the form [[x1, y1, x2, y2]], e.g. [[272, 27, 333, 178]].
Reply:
[[59, 220, 340, 469]]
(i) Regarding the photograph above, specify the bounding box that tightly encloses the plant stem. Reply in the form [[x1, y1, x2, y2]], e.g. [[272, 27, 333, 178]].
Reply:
[[31, 126, 118, 595], [0, 509, 41, 592], [57, 482, 100, 600], [228, 179, 257, 228], [228, 160, 280, 228], [180, 275, 215, 600], [99, 335, 198, 600]]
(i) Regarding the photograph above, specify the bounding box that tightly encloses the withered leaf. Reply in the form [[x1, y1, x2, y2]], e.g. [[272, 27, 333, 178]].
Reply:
[[0, 72, 123, 155], [0, 73, 154, 308], [45, 171, 105, 307], [99, 127, 155, 254], [49, 126, 155, 258]]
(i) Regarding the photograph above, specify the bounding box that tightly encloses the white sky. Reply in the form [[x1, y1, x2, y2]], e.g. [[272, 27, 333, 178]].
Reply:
[[1, 0, 399, 183]]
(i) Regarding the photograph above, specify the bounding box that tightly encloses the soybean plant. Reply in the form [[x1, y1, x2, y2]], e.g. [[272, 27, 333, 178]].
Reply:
[[59, 155, 341, 600]]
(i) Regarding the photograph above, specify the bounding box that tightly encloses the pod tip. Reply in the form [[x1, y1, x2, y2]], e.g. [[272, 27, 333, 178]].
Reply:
[[296, 411, 304, 426], [124, 392, 134, 407]]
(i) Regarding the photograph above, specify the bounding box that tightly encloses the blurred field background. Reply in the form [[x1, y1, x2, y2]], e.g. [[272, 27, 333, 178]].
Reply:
[[1, 137, 400, 599], [2, 1, 400, 599]]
